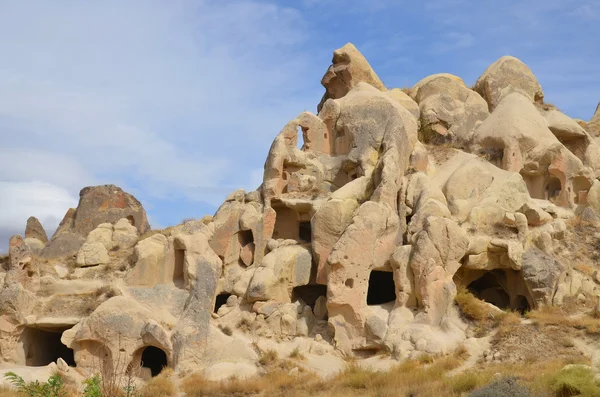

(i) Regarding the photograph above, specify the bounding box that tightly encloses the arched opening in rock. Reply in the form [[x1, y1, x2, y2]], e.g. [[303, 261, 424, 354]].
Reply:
[[367, 271, 396, 305], [467, 272, 511, 309], [126, 215, 135, 226], [173, 248, 185, 288], [140, 346, 167, 377], [546, 176, 562, 200], [238, 230, 254, 246], [298, 221, 312, 242], [292, 285, 327, 309], [572, 176, 592, 205], [297, 126, 305, 150], [19, 326, 76, 367], [214, 293, 232, 313]]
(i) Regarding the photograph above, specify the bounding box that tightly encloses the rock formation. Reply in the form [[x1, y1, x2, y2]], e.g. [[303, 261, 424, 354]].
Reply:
[[2, 43, 600, 382]]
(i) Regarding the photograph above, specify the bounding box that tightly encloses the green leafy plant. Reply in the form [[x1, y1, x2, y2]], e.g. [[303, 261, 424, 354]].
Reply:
[[4, 371, 67, 397], [82, 376, 102, 397]]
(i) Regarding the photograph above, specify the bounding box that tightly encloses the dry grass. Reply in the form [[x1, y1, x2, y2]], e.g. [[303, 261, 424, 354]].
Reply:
[[527, 306, 600, 335], [454, 285, 515, 336], [258, 349, 279, 367], [176, 352, 600, 397], [140, 368, 177, 397], [288, 347, 305, 361], [0, 386, 21, 397]]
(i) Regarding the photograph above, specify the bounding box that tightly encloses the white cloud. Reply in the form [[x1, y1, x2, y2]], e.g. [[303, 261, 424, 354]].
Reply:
[[0, 181, 78, 252], [0, 0, 323, 250]]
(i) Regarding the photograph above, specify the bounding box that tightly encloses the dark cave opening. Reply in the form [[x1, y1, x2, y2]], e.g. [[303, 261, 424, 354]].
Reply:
[[292, 284, 327, 309], [367, 270, 396, 305], [140, 346, 167, 377], [238, 230, 254, 246], [299, 221, 312, 242], [214, 293, 232, 313], [467, 271, 511, 310], [173, 248, 185, 287], [20, 327, 76, 367]]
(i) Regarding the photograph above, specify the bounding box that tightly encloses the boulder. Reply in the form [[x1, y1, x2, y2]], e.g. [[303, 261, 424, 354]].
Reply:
[[474, 92, 591, 206], [25, 217, 48, 243], [246, 245, 312, 303], [474, 55, 544, 111], [521, 247, 564, 307], [112, 218, 138, 249], [86, 223, 113, 249], [76, 242, 110, 267], [42, 185, 149, 259], [518, 202, 553, 226], [53, 185, 149, 239], [319, 42, 386, 106], [411, 74, 489, 143]]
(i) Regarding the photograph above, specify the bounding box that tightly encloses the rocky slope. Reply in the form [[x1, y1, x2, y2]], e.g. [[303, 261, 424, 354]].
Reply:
[[2, 42, 600, 384]]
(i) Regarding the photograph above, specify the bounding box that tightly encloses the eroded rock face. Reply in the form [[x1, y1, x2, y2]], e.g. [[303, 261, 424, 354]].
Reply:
[[2, 43, 599, 376], [411, 74, 489, 144], [25, 217, 48, 243], [42, 185, 150, 259], [474, 55, 544, 111]]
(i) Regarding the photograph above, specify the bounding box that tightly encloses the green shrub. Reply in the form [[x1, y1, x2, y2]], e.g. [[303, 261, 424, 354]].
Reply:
[[4, 371, 67, 397], [82, 375, 102, 397], [552, 366, 600, 397], [469, 376, 531, 397]]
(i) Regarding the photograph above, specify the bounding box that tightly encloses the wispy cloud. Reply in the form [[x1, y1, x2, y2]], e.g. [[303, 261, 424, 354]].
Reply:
[[1, 0, 598, 252]]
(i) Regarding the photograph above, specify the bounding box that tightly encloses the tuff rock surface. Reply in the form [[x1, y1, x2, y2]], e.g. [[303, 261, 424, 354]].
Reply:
[[2, 43, 600, 383]]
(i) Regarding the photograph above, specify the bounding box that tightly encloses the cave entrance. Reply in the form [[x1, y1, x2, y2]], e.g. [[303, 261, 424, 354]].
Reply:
[[126, 215, 135, 226], [173, 248, 185, 288], [140, 346, 167, 377], [19, 326, 76, 367], [514, 295, 531, 314], [214, 293, 232, 313], [546, 176, 562, 201], [292, 285, 327, 309], [238, 230, 254, 246], [467, 271, 510, 310], [367, 271, 396, 305], [299, 221, 312, 243]]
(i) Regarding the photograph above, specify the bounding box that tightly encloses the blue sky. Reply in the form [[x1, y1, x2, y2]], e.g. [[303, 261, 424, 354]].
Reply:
[[0, 0, 599, 251]]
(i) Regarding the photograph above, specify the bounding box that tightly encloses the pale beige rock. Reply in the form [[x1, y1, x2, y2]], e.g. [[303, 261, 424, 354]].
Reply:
[[24, 237, 45, 255], [588, 180, 600, 214], [247, 245, 311, 303], [412, 74, 489, 143], [76, 242, 109, 267], [327, 201, 401, 351], [85, 223, 113, 249], [474, 92, 592, 206], [519, 202, 553, 226], [474, 56, 544, 111], [112, 218, 138, 249], [126, 234, 168, 287], [386, 88, 420, 121], [320, 43, 386, 103]]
